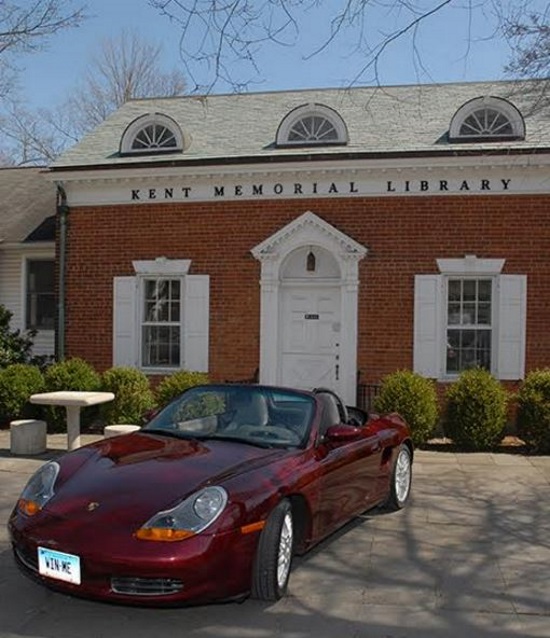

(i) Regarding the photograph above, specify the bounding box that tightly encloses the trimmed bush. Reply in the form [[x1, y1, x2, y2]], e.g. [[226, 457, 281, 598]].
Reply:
[[43, 358, 101, 432], [0, 364, 45, 423], [0, 305, 46, 368], [516, 369, 550, 453], [100, 367, 155, 426], [444, 368, 508, 451], [374, 370, 439, 446], [155, 370, 210, 408]]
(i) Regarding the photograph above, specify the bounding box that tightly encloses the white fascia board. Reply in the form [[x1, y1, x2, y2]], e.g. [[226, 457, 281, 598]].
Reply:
[[43, 153, 550, 207], [44, 151, 550, 184]]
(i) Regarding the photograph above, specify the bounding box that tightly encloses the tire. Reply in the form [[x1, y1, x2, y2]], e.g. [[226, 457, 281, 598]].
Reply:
[[384, 445, 412, 511], [252, 499, 294, 601]]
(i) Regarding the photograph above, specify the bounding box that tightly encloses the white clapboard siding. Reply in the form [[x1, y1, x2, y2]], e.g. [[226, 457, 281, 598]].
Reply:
[[0, 248, 55, 357]]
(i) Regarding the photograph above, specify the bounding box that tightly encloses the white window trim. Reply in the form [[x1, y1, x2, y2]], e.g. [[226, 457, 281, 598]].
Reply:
[[442, 275, 497, 380], [120, 113, 186, 155], [276, 103, 348, 147], [21, 254, 56, 333], [414, 257, 526, 381], [438, 256, 504, 380], [449, 96, 525, 141], [113, 259, 209, 374], [133, 258, 191, 276], [133, 259, 189, 373], [437, 256, 505, 275], [137, 276, 185, 373]]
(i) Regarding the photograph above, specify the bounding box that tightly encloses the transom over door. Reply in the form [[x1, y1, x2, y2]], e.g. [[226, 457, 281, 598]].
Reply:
[[280, 286, 341, 393]]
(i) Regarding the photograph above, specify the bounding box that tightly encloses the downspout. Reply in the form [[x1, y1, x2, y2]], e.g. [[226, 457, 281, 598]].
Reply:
[[56, 182, 69, 361]]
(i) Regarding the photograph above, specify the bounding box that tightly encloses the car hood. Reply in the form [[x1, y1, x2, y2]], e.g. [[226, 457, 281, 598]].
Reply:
[[46, 431, 285, 525]]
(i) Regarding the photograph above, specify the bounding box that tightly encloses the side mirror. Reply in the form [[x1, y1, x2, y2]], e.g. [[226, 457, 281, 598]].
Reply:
[[325, 424, 362, 443]]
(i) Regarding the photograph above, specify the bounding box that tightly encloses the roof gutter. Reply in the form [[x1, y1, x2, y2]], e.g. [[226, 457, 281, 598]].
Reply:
[[46, 145, 550, 174]]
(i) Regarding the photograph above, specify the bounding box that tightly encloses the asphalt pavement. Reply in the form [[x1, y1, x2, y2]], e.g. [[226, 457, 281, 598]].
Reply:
[[0, 431, 549, 638]]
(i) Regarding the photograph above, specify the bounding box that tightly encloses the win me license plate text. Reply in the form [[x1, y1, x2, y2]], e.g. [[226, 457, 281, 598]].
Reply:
[[38, 547, 81, 585]]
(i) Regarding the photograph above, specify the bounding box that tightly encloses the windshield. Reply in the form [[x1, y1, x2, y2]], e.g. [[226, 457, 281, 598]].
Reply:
[[144, 385, 315, 448]]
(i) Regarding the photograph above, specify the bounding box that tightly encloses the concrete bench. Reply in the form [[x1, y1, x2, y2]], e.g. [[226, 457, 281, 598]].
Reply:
[[104, 424, 141, 438], [10, 419, 47, 455]]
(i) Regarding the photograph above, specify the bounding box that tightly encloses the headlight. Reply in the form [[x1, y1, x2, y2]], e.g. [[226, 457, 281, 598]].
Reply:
[[17, 461, 60, 516], [136, 486, 228, 542]]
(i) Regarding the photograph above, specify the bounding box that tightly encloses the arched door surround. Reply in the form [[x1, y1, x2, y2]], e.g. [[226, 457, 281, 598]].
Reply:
[[251, 211, 367, 404]]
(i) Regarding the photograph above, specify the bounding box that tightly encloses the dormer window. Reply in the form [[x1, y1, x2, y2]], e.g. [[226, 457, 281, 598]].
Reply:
[[276, 103, 348, 147], [120, 113, 186, 155], [449, 96, 525, 143]]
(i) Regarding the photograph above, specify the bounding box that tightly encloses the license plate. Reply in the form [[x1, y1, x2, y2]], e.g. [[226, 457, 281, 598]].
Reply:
[[38, 547, 81, 585]]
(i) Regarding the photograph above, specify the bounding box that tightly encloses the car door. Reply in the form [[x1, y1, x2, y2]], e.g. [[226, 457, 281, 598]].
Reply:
[[311, 392, 383, 539]]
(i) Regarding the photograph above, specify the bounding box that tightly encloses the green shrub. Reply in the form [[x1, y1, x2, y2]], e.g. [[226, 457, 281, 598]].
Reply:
[[516, 369, 550, 453], [444, 368, 508, 451], [100, 367, 155, 426], [43, 358, 101, 432], [374, 370, 439, 446], [0, 305, 49, 368], [155, 371, 210, 408], [0, 364, 45, 423]]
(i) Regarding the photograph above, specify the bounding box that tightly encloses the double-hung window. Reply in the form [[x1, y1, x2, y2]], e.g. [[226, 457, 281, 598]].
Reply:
[[446, 278, 493, 374], [26, 259, 55, 331], [141, 278, 181, 368], [414, 257, 526, 380], [113, 259, 209, 372]]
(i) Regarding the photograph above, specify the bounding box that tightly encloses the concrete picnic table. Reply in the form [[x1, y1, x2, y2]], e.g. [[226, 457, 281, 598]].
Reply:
[[30, 391, 115, 451]]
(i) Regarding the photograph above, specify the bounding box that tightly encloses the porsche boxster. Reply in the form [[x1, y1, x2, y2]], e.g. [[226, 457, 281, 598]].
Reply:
[[9, 384, 413, 605]]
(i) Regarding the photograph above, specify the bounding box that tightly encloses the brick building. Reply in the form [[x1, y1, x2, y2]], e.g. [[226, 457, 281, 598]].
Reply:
[[48, 80, 550, 404]]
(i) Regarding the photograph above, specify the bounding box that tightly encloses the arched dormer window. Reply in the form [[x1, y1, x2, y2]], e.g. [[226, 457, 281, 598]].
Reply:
[[120, 113, 186, 155], [276, 103, 348, 147], [449, 96, 525, 143]]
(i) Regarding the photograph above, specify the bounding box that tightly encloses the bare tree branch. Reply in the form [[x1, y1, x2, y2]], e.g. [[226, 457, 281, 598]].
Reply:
[[0, 30, 187, 165], [150, 0, 548, 93], [0, 0, 85, 98]]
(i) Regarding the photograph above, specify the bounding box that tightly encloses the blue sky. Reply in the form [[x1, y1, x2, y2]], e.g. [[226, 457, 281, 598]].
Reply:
[[18, 0, 519, 111]]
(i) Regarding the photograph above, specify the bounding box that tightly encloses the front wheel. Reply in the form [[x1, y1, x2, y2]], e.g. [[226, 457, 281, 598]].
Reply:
[[384, 445, 412, 510], [252, 499, 294, 601]]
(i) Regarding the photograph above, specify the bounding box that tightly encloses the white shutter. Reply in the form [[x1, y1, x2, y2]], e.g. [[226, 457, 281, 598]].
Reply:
[[113, 276, 137, 367], [184, 275, 210, 372], [413, 275, 442, 378], [497, 275, 527, 380]]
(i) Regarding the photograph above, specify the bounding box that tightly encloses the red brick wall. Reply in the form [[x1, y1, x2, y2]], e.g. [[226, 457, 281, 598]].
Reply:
[[64, 194, 550, 383]]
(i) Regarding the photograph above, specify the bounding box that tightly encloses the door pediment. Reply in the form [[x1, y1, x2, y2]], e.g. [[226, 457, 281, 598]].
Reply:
[[252, 211, 367, 404], [251, 211, 367, 267]]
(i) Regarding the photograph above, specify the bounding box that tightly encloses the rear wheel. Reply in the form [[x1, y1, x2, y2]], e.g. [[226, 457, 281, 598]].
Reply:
[[384, 445, 412, 510], [252, 499, 294, 601]]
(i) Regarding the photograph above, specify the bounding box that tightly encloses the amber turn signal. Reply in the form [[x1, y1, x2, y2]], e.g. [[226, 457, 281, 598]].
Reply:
[[240, 520, 266, 534], [18, 499, 40, 516], [135, 527, 195, 542]]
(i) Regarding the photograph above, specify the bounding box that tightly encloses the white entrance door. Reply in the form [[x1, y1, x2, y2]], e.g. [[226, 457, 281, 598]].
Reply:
[[280, 286, 341, 393]]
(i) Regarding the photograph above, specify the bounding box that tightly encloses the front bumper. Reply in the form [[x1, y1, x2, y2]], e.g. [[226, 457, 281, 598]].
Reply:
[[9, 514, 258, 606]]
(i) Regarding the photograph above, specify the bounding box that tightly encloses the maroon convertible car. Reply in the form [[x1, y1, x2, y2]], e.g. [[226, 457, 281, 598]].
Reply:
[[9, 384, 413, 606]]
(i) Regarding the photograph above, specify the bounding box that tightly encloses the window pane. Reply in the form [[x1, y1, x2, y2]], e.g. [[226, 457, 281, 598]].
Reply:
[[446, 328, 491, 374], [448, 302, 461, 325], [477, 302, 491, 325], [142, 326, 180, 367], [26, 260, 55, 330], [448, 280, 461, 301], [462, 302, 476, 324], [463, 280, 476, 301], [478, 280, 492, 301], [144, 279, 180, 322]]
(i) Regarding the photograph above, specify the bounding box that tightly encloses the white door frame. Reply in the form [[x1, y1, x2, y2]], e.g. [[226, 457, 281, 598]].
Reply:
[[251, 211, 367, 405]]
